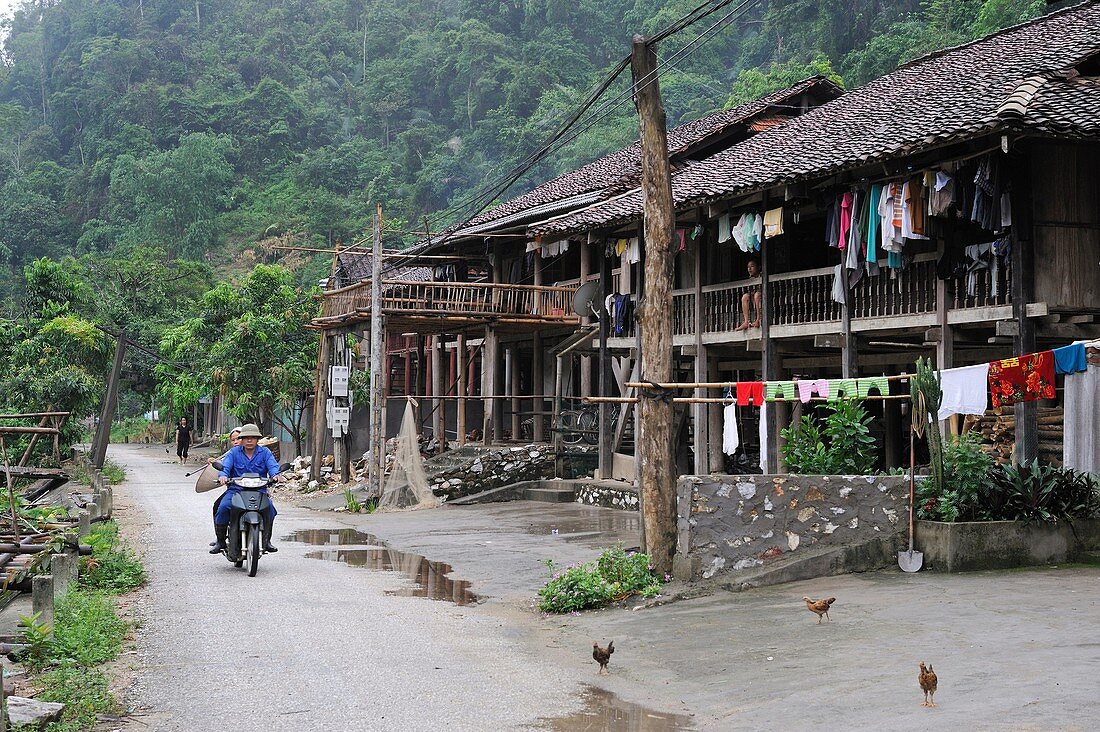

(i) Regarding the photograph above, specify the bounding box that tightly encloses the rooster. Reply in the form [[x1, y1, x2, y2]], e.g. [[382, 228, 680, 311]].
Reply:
[[919, 662, 938, 707], [802, 596, 836, 624], [592, 640, 614, 675]]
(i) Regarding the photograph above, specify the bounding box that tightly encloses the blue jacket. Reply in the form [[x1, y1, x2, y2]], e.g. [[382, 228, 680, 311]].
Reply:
[[218, 445, 280, 482]]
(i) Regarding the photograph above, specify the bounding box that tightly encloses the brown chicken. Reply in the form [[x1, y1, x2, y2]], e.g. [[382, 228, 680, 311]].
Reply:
[[919, 662, 938, 707], [592, 640, 614, 675], [802, 596, 836, 623]]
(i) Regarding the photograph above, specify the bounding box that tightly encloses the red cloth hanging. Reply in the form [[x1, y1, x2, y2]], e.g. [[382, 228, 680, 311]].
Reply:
[[988, 351, 1056, 408], [736, 381, 765, 407]]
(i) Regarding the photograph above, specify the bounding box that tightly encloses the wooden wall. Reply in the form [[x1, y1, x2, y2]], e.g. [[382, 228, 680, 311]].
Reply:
[[1030, 140, 1100, 311]]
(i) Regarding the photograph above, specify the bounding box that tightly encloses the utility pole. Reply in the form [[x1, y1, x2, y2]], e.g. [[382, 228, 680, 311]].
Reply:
[[367, 204, 385, 497], [631, 34, 677, 575], [91, 331, 127, 468]]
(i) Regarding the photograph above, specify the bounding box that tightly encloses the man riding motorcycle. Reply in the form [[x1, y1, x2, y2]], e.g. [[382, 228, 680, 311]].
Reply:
[[210, 423, 284, 554]]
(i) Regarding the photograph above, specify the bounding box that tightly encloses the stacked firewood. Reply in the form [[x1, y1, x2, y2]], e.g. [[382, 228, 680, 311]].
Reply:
[[963, 406, 1064, 467]]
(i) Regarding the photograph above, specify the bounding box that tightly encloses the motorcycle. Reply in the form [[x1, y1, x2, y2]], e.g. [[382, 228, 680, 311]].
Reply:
[[211, 461, 288, 577]]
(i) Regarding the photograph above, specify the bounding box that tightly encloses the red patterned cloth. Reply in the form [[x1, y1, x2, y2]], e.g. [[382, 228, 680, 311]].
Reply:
[[988, 351, 1056, 408], [736, 381, 765, 407]]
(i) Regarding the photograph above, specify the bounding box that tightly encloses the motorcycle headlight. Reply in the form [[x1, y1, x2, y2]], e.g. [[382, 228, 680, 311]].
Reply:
[[234, 476, 266, 488]]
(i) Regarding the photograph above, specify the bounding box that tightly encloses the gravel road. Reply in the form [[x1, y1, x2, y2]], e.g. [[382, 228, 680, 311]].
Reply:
[[112, 444, 585, 732]]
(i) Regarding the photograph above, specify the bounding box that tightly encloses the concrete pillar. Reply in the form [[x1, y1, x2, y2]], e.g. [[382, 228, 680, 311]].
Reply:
[[50, 554, 75, 597], [32, 575, 54, 625], [77, 510, 91, 539]]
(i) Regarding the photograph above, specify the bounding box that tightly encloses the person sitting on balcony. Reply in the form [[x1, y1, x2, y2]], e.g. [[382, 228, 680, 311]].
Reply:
[[735, 258, 763, 331]]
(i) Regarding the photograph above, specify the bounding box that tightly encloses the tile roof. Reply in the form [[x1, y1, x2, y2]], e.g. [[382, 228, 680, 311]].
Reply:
[[335, 253, 431, 287], [530, 1, 1100, 237], [450, 75, 843, 238]]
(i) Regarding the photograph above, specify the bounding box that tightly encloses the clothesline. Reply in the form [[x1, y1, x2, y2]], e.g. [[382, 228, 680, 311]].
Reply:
[[584, 395, 911, 405]]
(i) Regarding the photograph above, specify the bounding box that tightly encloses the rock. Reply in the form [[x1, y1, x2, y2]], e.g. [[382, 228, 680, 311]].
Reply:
[[736, 482, 757, 499], [702, 556, 725, 579], [786, 531, 800, 551], [7, 696, 65, 727], [805, 486, 825, 501]]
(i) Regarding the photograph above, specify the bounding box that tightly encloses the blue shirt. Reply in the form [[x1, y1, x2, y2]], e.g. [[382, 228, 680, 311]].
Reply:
[[218, 445, 280, 482]]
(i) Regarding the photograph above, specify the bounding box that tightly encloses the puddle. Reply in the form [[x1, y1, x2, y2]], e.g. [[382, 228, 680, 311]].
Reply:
[[285, 528, 478, 605], [283, 528, 379, 545], [536, 686, 693, 731], [524, 513, 642, 539]]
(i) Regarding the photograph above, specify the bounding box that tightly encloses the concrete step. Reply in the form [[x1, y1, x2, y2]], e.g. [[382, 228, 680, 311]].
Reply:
[[523, 486, 578, 503], [716, 537, 901, 592]]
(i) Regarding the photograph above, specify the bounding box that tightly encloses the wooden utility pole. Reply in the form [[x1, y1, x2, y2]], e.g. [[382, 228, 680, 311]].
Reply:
[[91, 330, 127, 468], [631, 34, 677, 575], [367, 204, 386, 496]]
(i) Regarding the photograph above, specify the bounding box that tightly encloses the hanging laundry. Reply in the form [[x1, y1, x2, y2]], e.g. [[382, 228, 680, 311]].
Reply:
[[796, 379, 830, 403], [829, 378, 858, 399], [839, 192, 853, 250], [758, 403, 769, 473], [865, 184, 882, 269], [1053, 342, 1088, 375], [625, 237, 641, 264], [736, 381, 765, 407], [937, 363, 991, 420], [732, 214, 750, 252], [988, 351, 1056, 408], [690, 224, 703, 240], [526, 240, 539, 253], [613, 294, 634, 336], [615, 238, 628, 257], [604, 293, 616, 318], [763, 207, 784, 239], [765, 381, 797, 401], [1063, 361, 1100, 474], [856, 376, 890, 398], [971, 153, 1005, 232], [930, 170, 955, 216], [723, 402, 740, 456], [903, 175, 929, 238], [825, 196, 841, 248], [718, 214, 732, 244], [749, 212, 762, 251], [677, 229, 687, 253]]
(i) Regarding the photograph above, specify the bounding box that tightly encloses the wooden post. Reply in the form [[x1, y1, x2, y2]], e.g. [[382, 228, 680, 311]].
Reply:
[[367, 204, 385, 496], [457, 335, 468, 445], [760, 194, 779, 473], [632, 34, 676, 574], [691, 233, 708, 475], [508, 347, 521, 441], [598, 246, 613, 478], [841, 283, 857, 379], [532, 334, 545, 442], [310, 333, 332, 482], [91, 330, 126, 468], [579, 238, 593, 399], [431, 335, 445, 452], [482, 327, 499, 445], [1010, 151, 1037, 466]]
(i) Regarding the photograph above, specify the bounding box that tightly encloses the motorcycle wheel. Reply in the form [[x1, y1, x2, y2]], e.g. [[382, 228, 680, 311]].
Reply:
[[246, 525, 260, 577]]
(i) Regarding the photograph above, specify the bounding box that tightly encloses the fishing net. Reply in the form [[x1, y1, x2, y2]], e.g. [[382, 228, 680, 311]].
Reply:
[[378, 398, 438, 511]]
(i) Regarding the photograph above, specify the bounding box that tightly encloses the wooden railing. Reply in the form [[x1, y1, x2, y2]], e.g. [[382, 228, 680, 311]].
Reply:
[[318, 279, 581, 323], [770, 266, 841, 326], [950, 261, 1011, 309], [849, 254, 938, 319]]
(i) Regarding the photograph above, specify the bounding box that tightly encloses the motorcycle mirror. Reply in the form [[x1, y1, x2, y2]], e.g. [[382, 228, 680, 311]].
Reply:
[[211, 461, 224, 471], [279, 462, 292, 472]]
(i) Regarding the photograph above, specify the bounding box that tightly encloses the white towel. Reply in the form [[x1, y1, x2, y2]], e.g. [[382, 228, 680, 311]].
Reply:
[[718, 214, 732, 244], [937, 363, 990, 421], [723, 404, 740, 455], [758, 403, 769, 473]]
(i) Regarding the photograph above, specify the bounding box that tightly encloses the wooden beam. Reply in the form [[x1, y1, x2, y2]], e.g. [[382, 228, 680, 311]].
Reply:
[[1011, 150, 1037, 466], [457, 334, 468, 445]]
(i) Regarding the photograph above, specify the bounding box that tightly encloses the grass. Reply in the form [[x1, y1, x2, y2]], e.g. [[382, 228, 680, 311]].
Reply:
[[80, 521, 146, 594], [15, 521, 145, 731], [70, 458, 126, 486], [538, 545, 664, 614]]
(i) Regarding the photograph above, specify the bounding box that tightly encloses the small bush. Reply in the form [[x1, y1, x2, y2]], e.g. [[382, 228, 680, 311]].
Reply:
[[781, 399, 876, 474], [538, 545, 662, 614], [917, 432, 995, 522]]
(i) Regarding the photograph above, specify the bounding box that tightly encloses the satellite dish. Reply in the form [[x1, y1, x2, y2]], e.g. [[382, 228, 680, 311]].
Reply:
[[572, 280, 604, 317]]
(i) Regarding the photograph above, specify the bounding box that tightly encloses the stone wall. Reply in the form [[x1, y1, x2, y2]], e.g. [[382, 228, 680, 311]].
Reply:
[[576, 483, 640, 511], [677, 474, 909, 580], [431, 445, 556, 501]]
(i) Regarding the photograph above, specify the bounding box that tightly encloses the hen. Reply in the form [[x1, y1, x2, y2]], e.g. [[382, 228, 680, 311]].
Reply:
[[592, 640, 614, 675], [919, 662, 938, 707], [802, 596, 836, 623]]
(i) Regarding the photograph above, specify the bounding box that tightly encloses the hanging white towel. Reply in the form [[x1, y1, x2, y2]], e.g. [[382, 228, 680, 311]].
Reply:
[[718, 215, 732, 244], [723, 403, 740, 455], [937, 363, 990, 421], [758, 403, 769, 473], [625, 237, 641, 264]]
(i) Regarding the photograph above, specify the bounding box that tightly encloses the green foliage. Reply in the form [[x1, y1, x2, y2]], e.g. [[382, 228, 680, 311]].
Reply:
[[911, 357, 945, 497], [538, 546, 662, 614], [48, 591, 128, 666], [37, 664, 120, 732], [109, 416, 153, 443], [916, 432, 994, 522], [780, 399, 876, 474], [989, 461, 1100, 525], [726, 54, 845, 108], [80, 520, 146, 594], [17, 612, 53, 672]]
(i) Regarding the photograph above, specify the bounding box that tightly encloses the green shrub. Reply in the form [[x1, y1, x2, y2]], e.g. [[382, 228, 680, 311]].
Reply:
[[538, 545, 662, 614], [989, 460, 1100, 524], [780, 399, 875, 474], [917, 432, 994, 522], [38, 663, 119, 732]]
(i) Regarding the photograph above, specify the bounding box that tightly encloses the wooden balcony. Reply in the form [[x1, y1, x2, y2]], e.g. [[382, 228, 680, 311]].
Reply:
[[611, 253, 1012, 345], [311, 279, 582, 332]]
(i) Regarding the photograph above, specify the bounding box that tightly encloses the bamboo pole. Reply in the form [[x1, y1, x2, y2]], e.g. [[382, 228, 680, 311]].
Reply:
[[0, 437, 20, 542]]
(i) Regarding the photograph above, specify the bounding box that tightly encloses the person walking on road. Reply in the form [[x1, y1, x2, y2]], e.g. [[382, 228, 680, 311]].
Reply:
[[175, 417, 193, 465]]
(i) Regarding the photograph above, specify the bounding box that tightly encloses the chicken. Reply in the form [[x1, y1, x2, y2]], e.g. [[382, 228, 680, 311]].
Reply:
[[592, 640, 614, 675], [802, 596, 836, 623], [919, 662, 938, 707]]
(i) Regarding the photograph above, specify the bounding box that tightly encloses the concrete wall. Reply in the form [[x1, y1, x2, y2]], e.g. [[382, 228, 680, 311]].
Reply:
[[915, 519, 1100, 572], [676, 474, 909, 580]]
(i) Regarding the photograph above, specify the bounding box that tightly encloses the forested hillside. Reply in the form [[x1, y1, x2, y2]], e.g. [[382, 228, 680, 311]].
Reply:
[[0, 0, 1048, 436]]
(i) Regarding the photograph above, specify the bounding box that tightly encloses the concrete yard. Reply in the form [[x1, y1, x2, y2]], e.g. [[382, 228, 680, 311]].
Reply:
[[111, 443, 1099, 730]]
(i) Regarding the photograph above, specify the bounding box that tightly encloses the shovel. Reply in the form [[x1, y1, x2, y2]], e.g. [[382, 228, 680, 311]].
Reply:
[[899, 427, 923, 572]]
